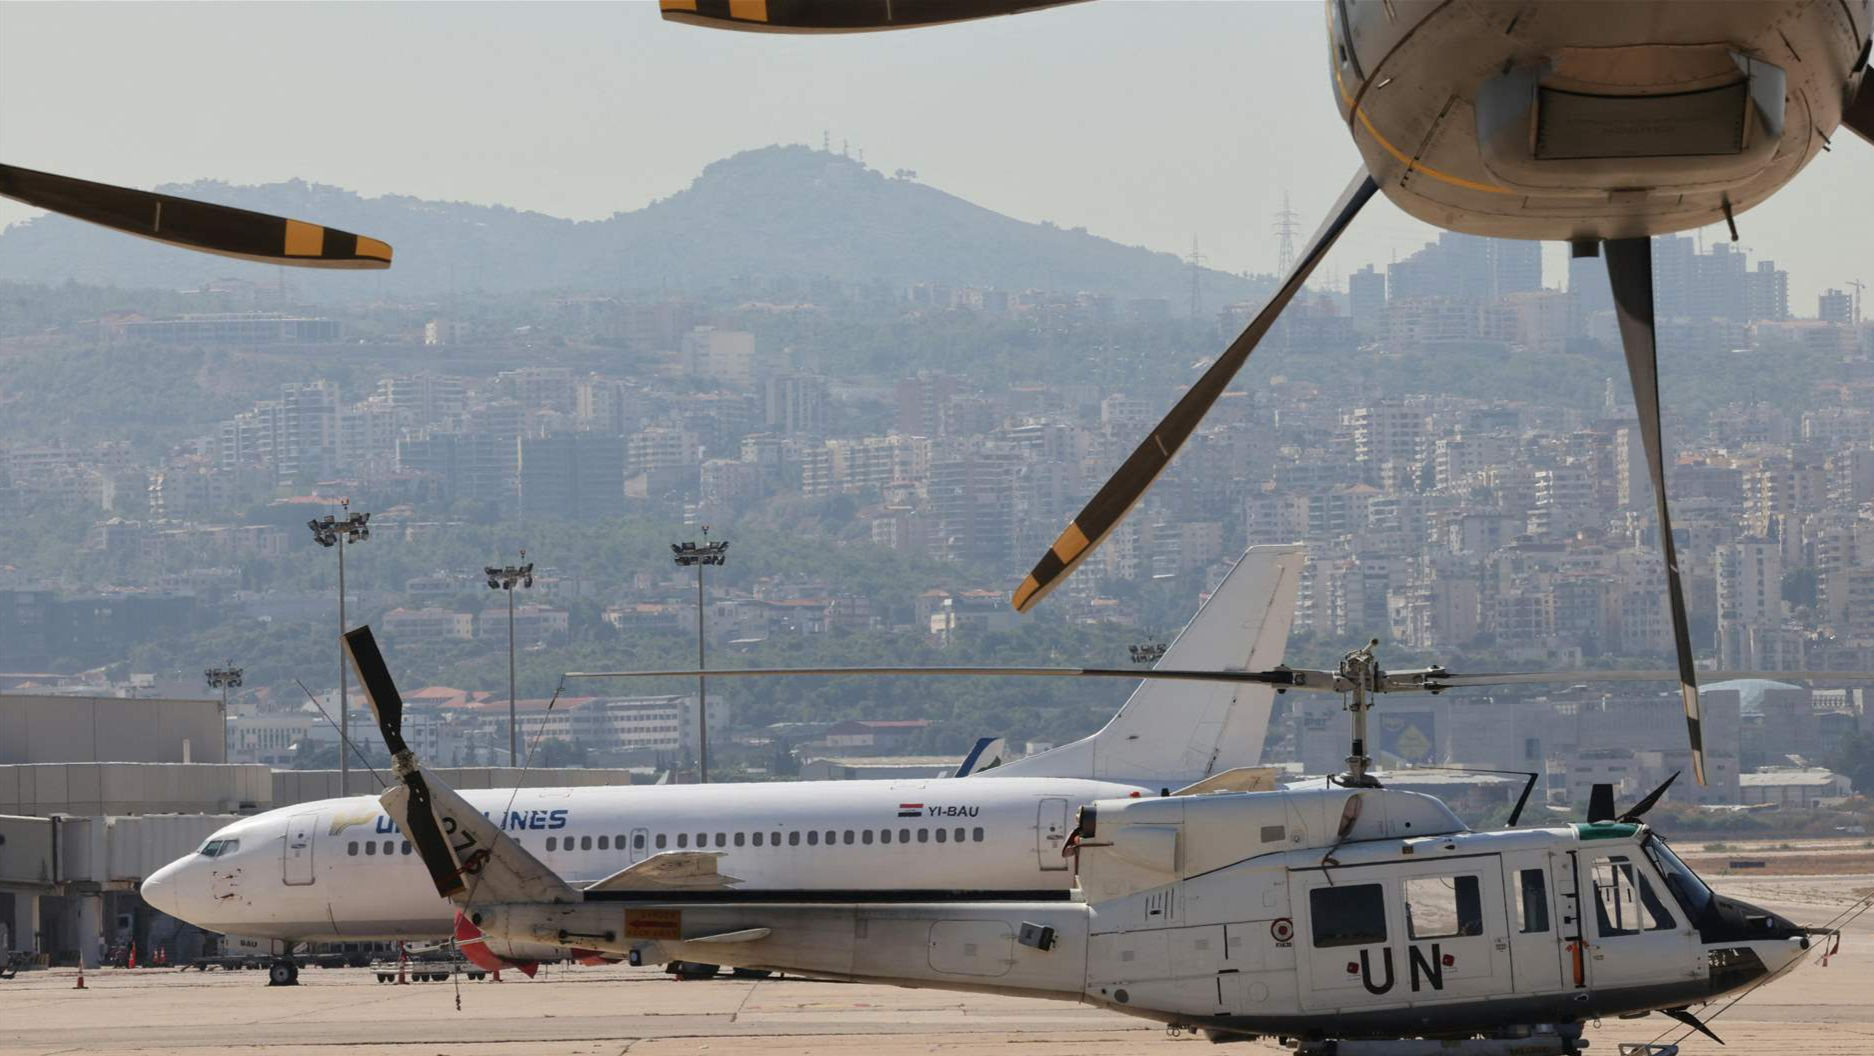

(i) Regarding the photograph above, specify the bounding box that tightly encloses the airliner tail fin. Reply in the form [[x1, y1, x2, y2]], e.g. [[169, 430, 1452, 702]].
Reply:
[[978, 543, 1303, 786]]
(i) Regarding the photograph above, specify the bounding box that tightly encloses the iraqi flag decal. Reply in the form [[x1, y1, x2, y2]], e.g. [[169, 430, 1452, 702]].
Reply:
[[897, 803, 924, 818]]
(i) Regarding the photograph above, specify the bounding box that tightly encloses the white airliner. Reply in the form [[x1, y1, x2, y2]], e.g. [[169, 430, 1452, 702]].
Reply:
[[141, 544, 1302, 972]]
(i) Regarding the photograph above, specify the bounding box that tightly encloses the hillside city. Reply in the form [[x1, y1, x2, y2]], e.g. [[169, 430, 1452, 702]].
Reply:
[[2, 151, 1872, 821]]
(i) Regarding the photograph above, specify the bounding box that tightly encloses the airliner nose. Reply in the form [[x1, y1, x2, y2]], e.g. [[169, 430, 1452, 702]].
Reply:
[[141, 859, 184, 917]]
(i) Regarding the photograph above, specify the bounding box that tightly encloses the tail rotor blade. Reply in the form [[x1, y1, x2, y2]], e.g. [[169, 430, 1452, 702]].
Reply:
[[0, 163, 392, 269], [1606, 237, 1705, 786], [1012, 168, 1378, 612]]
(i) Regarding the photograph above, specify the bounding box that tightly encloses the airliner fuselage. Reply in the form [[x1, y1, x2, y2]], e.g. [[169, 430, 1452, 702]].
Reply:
[[142, 776, 1149, 948]]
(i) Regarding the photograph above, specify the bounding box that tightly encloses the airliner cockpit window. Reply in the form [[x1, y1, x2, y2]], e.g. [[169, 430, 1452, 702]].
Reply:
[[198, 839, 223, 857]]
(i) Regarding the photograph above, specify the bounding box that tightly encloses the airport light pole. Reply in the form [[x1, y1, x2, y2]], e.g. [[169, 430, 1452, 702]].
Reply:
[[485, 552, 535, 765], [309, 499, 370, 791], [204, 662, 242, 759], [671, 527, 728, 783]]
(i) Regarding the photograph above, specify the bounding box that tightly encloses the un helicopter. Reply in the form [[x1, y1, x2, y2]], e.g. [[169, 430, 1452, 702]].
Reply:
[[660, 0, 1874, 796], [343, 622, 1861, 1056]]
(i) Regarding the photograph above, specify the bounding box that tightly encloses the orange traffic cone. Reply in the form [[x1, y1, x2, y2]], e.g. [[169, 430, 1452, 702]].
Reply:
[[74, 963, 86, 989], [127, 942, 137, 970]]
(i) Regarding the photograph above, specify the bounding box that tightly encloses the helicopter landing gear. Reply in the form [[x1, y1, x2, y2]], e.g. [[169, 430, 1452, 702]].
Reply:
[[1286, 1026, 1587, 1056]]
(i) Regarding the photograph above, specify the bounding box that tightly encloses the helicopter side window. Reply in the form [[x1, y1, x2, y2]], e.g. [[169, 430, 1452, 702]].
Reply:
[[1310, 883, 1387, 948], [1514, 868, 1550, 934], [1589, 856, 1676, 936], [1403, 875, 1483, 939]]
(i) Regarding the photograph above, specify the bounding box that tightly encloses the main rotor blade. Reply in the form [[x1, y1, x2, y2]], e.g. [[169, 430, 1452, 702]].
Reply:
[[343, 626, 464, 899], [1607, 236, 1704, 786], [1013, 168, 1379, 612], [0, 163, 392, 269], [1424, 668, 1874, 688], [566, 664, 1303, 686], [660, 0, 1082, 34], [1844, 65, 1874, 146]]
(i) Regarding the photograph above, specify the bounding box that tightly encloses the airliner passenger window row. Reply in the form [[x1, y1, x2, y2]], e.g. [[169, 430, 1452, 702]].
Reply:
[[530, 828, 988, 853]]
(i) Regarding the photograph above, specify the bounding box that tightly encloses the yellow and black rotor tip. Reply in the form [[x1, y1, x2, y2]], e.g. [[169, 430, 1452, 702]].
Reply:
[[1011, 520, 1092, 612], [0, 163, 392, 270]]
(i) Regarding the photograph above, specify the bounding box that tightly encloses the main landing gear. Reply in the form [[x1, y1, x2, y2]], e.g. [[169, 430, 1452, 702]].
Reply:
[[268, 943, 300, 986]]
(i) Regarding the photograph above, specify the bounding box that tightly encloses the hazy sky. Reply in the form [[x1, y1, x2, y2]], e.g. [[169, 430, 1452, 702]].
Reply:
[[1, 1, 1868, 306]]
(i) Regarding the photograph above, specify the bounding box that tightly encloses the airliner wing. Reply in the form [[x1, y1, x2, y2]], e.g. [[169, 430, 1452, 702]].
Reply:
[[585, 852, 744, 893]]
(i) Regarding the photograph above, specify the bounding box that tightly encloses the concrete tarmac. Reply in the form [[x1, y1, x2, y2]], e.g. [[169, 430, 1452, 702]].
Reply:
[[3, 876, 1868, 1056]]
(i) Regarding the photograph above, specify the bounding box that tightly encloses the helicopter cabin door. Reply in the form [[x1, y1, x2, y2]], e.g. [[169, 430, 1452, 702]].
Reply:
[[1576, 846, 1696, 992], [1498, 850, 1564, 994], [1296, 857, 1509, 1012]]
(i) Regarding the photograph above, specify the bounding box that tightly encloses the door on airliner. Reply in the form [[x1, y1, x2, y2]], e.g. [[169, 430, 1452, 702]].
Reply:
[[283, 810, 318, 886], [1499, 850, 1564, 994], [1037, 798, 1069, 870]]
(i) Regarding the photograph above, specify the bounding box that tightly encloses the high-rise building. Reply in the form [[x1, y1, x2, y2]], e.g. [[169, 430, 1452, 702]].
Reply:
[[1349, 264, 1387, 336], [1746, 261, 1789, 322], [518, 432, 626, 521], [764, 372, 828, 436], [1819, 288, 1854, 324], [1492, 239, 1543, 296]]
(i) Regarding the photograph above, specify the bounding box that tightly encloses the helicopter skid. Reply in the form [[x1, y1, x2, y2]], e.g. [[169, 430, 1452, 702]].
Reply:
[[1287, 1029, 1589, 1056]]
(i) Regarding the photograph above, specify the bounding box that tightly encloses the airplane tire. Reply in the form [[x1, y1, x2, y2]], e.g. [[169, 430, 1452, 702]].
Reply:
[[671, 961, 721, 980], [268, 961, 297, 986]]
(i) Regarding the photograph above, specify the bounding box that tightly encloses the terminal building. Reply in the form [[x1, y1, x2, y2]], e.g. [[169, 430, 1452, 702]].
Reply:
[[0, 694, 639, 968]]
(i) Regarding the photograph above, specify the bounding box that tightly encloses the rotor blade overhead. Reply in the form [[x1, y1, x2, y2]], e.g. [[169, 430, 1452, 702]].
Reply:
[[1606, 236, 1705, 786], [1844, 65, 1874, 145], [0, 164, 392, 269], [343, 626, 465, 899], [660, 0, 1081, 33], [1012, 169, 1379, 613]]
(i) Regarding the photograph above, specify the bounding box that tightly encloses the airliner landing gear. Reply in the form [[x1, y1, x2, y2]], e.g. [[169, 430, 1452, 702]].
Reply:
[[667, 961, 720, 980], [268, 943, 300, 986]]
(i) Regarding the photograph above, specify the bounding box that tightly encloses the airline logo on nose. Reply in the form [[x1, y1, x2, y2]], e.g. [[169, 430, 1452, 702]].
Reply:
[[329, 806, 378, 836]]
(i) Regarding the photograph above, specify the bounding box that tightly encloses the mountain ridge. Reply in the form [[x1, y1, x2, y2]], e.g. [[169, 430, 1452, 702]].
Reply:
[[0, 145, 1258, 309]]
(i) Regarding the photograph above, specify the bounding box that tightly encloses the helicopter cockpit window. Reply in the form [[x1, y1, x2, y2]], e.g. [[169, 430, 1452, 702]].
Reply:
[[1642, 835, 1714, 920], [1589, 855, 1676, 936], [1310, 884, 1387, 948], [1404, 875, 1483, 939]]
